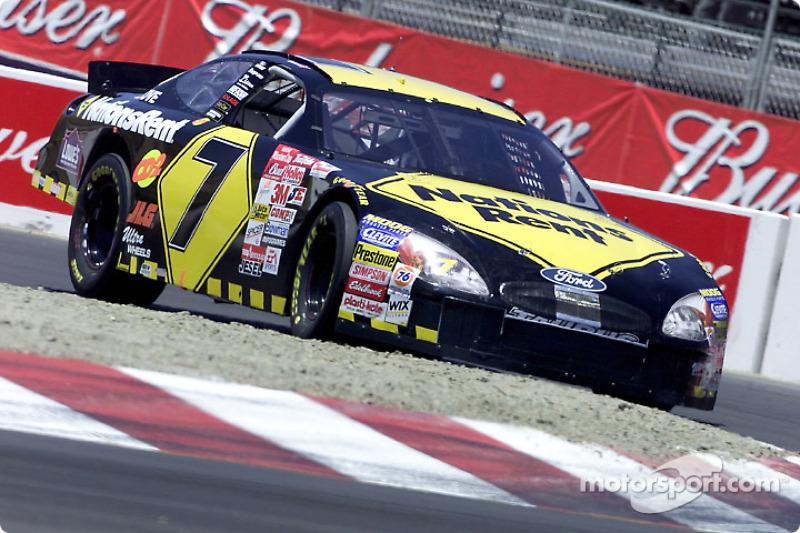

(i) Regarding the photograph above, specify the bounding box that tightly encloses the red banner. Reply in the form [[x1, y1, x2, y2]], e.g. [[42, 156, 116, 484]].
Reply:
[[4, 0, 799, 215], [0, 71, 80, 215], [593, 188, 749, 310]]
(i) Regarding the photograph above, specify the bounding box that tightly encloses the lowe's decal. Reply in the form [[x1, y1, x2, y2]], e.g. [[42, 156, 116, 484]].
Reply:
[[366, 173, 683, 279]]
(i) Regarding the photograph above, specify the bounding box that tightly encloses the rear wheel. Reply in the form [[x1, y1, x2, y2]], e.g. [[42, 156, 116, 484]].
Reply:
[[290, 201, 357, 338], [68, 154, 164, 306]]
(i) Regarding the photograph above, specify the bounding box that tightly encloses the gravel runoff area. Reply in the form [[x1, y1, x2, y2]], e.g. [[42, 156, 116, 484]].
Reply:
[[0, 278, 781, 462]]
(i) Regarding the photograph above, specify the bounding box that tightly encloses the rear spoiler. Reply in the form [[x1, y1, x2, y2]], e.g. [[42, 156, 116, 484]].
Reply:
[[88, 61, 185, 96]]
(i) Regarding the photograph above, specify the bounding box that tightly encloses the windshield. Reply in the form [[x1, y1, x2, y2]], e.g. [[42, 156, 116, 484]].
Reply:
[[321, 88, 601, 211]]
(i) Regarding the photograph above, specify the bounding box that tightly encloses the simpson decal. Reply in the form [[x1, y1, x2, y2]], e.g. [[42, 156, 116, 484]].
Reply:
[[349, 261, 392, 285]]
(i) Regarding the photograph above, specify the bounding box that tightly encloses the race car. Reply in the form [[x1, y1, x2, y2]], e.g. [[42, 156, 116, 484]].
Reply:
[[32, 51, 728, 410]]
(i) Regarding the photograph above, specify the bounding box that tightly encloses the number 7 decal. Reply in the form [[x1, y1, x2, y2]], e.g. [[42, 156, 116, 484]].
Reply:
[[158, 128, 257, 291], [169, 138, 248, 251]]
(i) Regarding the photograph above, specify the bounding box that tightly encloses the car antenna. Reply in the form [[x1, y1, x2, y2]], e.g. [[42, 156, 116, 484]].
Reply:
[[389, 37, 402, 72]]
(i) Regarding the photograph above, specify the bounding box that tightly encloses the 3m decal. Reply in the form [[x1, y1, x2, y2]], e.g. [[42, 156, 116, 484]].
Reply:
[[366, 173, 683, 279], [158, 128, 255, 291]]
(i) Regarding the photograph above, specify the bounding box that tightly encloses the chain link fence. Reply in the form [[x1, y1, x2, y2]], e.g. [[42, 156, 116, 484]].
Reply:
[[298, 0, 800, 121]]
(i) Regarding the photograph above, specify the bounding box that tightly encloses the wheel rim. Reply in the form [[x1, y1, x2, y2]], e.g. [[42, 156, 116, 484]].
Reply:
[[303, 226, 337, 321], [81, 178, 119, 270]]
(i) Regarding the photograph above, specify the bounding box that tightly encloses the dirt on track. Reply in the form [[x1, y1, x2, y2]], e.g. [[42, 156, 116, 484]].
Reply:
[[0, 276, 780, 462]]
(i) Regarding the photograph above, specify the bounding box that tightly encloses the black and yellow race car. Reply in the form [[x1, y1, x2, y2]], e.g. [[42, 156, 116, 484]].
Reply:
[[33, 51, 728, 410]]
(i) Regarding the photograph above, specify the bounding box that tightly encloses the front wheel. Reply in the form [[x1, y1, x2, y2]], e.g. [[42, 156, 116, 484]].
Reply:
[[290, 201, 357, 338], [68, 153, 164, 306]]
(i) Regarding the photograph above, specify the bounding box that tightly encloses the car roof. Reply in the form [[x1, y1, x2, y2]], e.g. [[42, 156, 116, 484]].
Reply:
[[247, 52, 525, 124]]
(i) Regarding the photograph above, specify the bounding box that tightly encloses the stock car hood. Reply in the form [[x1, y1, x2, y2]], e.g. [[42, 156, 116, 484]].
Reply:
[[363, 172, 717, 338], [364, 173, 685, 280]]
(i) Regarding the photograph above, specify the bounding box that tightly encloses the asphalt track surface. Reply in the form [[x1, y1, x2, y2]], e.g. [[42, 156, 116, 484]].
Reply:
[[1, 225, 799, 532]]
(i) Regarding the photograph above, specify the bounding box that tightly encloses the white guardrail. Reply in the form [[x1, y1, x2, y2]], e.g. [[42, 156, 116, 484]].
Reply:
[[590, 180, 792, 378]]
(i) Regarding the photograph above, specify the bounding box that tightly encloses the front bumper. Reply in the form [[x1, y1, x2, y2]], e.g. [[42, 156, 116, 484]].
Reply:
[[336, 294, 723, 410]]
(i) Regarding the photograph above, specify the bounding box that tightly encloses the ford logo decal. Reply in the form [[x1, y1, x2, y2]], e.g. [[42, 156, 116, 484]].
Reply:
[[541, 267, 607, 292]]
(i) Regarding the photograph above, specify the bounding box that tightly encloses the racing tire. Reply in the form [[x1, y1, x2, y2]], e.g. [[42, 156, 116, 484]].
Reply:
[[68, 154, 164, 307], [290, 201, 357, 339]]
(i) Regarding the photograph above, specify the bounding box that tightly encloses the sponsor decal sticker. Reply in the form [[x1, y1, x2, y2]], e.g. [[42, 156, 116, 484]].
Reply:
[[389, 264, 419, 295], [281, 164, 306, 185], [384, 293, 413, 326], [241, 243, 267, 264], [79, 97, 189, 143], [505, 307, 644, 346], [346, 277, 387, 301], [341, 292, 388, 319], [269, 181, 292, 206], [122, 226, 151, 259], [310, 160, 340, 179], [269, 206, 296, 224], [126, 200, 158, 229], [359, 226, 405, 250], [244, 219, 265, 245], [349, 261, 392, 285], [287, 186, 307, 206], [263, 246, 282, 275], [352, 241, 398, 270], [132, 150, 166, 188], [264, 220, 290, 239], [251, 203, 270, 222], [541, 267, 606, 292], [239, 259, 262, 277], [56, 129, 82, 174]]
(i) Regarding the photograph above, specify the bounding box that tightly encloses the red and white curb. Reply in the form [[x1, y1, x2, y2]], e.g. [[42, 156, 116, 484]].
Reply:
[[0, 350, 799, 532]]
